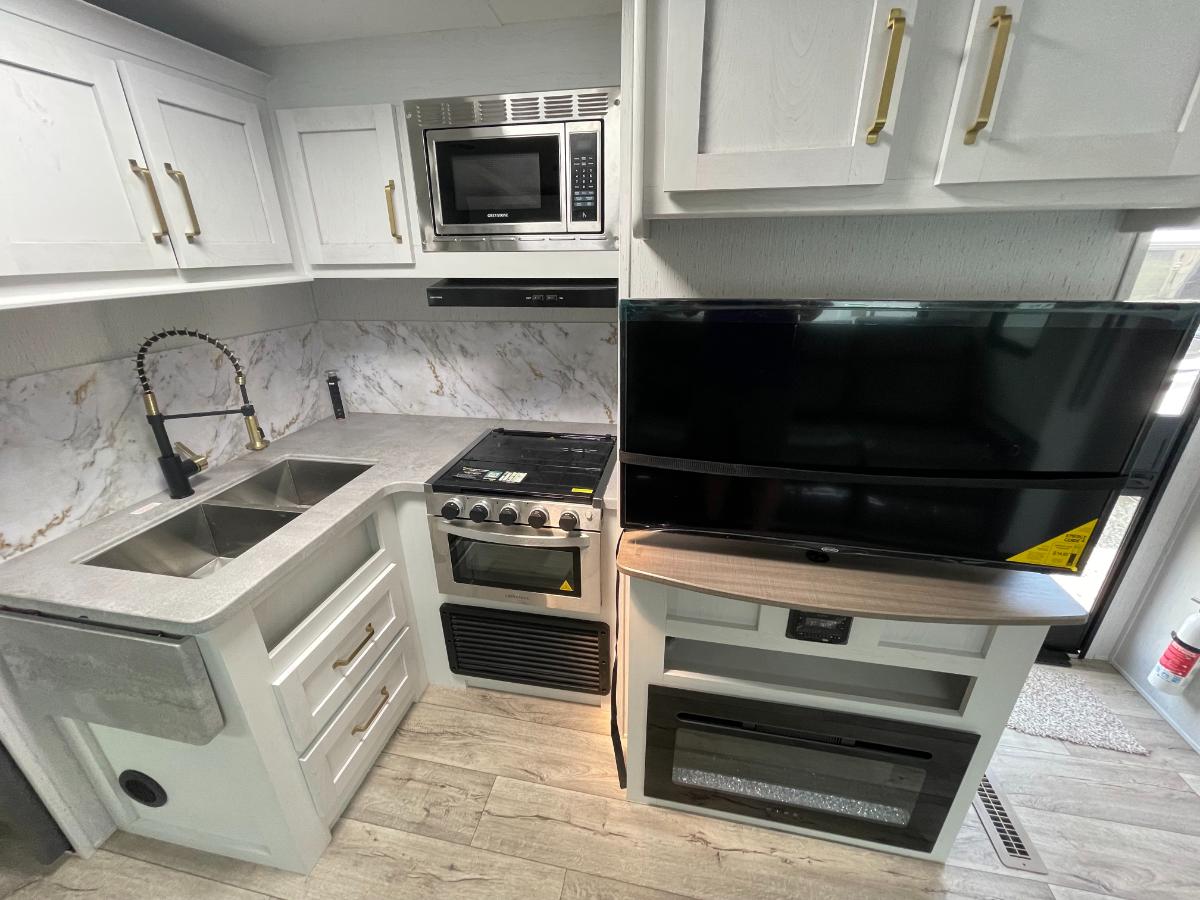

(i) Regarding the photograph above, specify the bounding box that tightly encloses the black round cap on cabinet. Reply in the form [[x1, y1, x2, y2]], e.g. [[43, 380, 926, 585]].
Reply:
[[118, 770, 168, 808], [498, 505, 519, 526], [527, 508, 548, 528], [469, 503, 489, 523], [440, 499, 461, 520], [558, 511, 580, 531]]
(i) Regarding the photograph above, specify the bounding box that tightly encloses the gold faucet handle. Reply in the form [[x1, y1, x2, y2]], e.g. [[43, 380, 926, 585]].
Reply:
[[173, 441, 209, 472]]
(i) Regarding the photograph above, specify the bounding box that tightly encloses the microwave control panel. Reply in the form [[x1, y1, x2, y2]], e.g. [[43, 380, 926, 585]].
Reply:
[[567, 122, 602, 233]]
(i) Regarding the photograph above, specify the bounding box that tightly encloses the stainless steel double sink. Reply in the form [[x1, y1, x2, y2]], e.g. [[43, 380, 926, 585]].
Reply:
[[85, 460, 372, 579]]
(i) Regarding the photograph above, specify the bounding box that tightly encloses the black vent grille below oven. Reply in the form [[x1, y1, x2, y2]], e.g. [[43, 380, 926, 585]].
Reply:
[[440, 604, 610, 694]]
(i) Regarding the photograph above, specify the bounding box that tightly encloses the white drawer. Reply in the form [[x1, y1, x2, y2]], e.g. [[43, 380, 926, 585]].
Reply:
[[300, 627, 419, 824], [272, 565, 408, 751]]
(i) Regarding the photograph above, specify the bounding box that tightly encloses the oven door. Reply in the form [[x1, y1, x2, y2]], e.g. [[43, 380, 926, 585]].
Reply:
[[430, 519, 600, 611], [426, 123, 566, 235], [644, 686, 979, 852]]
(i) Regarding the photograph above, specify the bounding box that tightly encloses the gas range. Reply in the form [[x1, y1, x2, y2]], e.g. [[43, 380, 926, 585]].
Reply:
[[424, 428, 617, 697], [426, 428, 616, 533]]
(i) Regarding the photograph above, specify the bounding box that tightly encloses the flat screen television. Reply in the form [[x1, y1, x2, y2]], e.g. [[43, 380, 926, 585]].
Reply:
[[620, 299, 1200, 573]]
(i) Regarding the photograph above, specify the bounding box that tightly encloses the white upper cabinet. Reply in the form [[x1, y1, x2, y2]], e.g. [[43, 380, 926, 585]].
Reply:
[[661, 0, 918, 191], [276, 105, 413, 266], [118, 62, 292, 268], [937, 0, 1200, 184], [637, 0, 1200, 216], [0, 25, 176, 276]]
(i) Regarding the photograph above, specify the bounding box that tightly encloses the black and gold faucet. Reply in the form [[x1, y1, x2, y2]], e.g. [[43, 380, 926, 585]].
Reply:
[[136, 328, 270, 499]]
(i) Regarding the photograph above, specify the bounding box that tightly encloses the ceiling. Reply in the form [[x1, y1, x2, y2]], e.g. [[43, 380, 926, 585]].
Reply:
[[87, 0, 621, 63]]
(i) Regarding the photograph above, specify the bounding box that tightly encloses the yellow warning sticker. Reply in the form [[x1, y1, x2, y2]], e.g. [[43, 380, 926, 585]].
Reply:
[[571, 487, 593, 494], [1006, 519, 1098, 571], [560, 579, 574, 591]]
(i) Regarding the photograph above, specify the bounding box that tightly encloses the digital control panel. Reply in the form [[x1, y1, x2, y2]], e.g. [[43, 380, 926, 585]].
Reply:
[[785, 611, 853, 645], [568, 127, 602, 232]]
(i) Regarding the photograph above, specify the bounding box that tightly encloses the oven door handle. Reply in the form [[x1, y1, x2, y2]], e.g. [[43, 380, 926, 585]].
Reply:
[[434, 518, 594, 550]]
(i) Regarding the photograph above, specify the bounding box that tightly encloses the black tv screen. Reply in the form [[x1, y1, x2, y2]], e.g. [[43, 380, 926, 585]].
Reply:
[[620, 300, 1200, 572]]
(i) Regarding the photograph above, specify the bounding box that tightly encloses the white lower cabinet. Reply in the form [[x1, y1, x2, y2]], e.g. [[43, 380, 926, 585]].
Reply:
[[57, 502, 423, 874], [300, 627, 421, 824], [272, 563, 408, 752]]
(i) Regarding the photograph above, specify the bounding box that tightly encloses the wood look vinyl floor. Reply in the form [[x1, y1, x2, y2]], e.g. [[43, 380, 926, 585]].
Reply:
[[5, 665, 1200, 900]]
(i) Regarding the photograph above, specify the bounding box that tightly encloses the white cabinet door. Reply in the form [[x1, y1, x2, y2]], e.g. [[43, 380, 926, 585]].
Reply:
[[938, 0, 1200, 184], [276, 105, 413, 265], [0, 25, 176, 276], [661, 0, 918, 191], [118, 62, 291, 268]]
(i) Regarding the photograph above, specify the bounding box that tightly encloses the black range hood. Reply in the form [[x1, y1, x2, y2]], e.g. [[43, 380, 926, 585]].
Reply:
[[426, 278, 617, 308]]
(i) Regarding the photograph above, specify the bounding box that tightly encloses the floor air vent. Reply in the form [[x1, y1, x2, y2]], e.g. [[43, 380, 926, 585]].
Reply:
[[973, 772, 1047, 873], [440, 604, 610, 694]]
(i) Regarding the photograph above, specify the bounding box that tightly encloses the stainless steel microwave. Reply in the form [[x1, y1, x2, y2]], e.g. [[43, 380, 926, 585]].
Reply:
[[404, 87, 618, 252]]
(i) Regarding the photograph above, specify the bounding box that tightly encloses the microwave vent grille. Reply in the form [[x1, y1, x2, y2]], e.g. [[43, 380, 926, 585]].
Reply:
[[509, 96, 541, 120], [476, 99, 508, 123], [543, 94, 575, 118], [413, 90, 613, 128], [577, 91, 611, 116]]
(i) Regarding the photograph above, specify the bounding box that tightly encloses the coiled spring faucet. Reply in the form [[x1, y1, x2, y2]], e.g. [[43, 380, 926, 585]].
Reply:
[[136, 328, 270, 499]]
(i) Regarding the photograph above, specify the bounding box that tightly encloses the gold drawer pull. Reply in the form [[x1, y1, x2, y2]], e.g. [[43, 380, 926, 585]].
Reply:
[[351, 686, 390, 735], [128, 159, 168, 242], [332, 622, 375, 670], [384, 179, 403, 241], [865, 8, 906, 145], [964, 6, 1014, 145], [164, 163, 201, 240]]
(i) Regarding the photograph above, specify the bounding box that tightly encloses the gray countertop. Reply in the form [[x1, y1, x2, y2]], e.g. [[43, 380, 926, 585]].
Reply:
[[0, 414, 618, 635]]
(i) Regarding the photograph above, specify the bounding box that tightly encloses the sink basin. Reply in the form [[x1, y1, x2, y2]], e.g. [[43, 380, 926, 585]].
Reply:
[[85, 503, 300, 579], [208, 459, 372, 511]]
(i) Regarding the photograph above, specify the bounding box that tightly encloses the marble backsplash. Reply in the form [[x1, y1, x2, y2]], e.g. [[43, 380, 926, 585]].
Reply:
[[319, 320, 619, 425], [0, 324, 325, 560], [0, 316, 618, 561]]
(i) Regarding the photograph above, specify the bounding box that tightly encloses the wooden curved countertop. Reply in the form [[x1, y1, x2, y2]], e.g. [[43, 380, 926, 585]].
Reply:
[[616, 530, 1089, 625]]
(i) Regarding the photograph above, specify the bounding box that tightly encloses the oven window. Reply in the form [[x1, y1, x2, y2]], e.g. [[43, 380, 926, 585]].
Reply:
[[448, 534, 581, 597], [433, 135, 562, 225], [671, 728, 926, 827]]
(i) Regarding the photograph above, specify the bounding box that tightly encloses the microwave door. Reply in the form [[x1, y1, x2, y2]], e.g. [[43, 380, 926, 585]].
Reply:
[[426, 123, 567, 235]]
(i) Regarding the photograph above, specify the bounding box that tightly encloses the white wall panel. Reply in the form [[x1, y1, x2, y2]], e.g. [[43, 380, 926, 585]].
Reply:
[[631, 211, 1135, 301]]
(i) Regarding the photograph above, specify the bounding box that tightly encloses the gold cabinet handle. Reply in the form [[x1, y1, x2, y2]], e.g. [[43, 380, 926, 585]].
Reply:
[[865, 9, 906, 145], [332, 622, 375, 670], [164, 163, 201, 240], [384, 179, 403, 241], [964, 6, 1014, 145], [351, 686, 390, 735], [128, 159, 168, 242]]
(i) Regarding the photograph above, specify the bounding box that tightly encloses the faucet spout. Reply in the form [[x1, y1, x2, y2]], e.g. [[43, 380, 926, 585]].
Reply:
[[135, 328, 270, 499]]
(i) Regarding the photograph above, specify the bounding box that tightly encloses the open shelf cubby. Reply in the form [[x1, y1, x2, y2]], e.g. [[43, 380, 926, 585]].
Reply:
[[663, 637, 974, 714]]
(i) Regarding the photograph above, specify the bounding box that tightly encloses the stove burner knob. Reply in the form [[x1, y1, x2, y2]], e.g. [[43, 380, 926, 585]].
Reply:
[[558, 511, 580, 532], [440, 499, 461, 520], [498, 505, 519, 526], [527, 507, 549, 529], [469, 502, 490, 523]]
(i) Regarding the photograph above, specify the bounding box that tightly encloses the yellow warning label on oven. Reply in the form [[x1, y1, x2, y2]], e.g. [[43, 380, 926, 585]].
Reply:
[[1006, 519, 1098, 571], [560, 580, 574, 591], [571, 487, 593, 494]]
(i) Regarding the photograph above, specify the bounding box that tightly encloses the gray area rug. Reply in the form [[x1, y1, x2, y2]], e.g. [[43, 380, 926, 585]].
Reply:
[[1007, 665, 1149, 755]]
